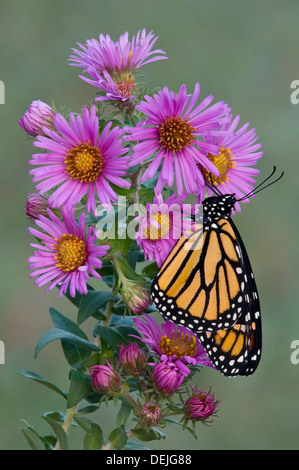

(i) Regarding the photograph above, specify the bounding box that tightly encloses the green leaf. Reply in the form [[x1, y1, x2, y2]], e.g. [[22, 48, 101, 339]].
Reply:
[[124, 441, 150, 451], [34, 329, 100, 358], [50, 308, 91, 367], [114, 254, 146, 282], [93, 325, 127, 349], [43, 411, 65, 423], [116, 399, 132, 427], [142, 261, 159, 280], [67, 370, 93, 409], [108, 426, 127, 450], [49, 308, 88, 340], [130, 428, 166, 442], [43, 416, 68, 450], [18, 370, 67, 399], [20, 426, 46, 450], [77, 290, 112, 324], [73, 416, 93, 432], [77, 405, 99, 415], [83, 423, 103, 450], [61, 283, 94, 307]]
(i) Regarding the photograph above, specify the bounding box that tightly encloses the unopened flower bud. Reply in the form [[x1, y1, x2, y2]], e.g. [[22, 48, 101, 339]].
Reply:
[[119, 342, 147, 375], [19, 100, 55, 136], [183, 388, 219, 422], [90, 362, 122, 396], [139, 402, 162, 428], [121, 280, 152, 314], [25, 193, 50, 220], [153, 360, 184, 396]]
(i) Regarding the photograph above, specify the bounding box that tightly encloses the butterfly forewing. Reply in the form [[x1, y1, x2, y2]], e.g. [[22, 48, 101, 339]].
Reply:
[[151, 217, 248, 333]]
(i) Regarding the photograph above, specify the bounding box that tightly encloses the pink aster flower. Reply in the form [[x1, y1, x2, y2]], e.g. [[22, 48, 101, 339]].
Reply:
[[153, 360, 185, 395], [124, 83, 230, 194], [19, 100, 55, 137], [69, 29, 167, 102], [134, 192, 195, 267], [28, 207, 110, 298], [133, 314, 214, 376], [183, 388, 219, 422], [196, 113, 263, 211], [29, 105, 130, 215]]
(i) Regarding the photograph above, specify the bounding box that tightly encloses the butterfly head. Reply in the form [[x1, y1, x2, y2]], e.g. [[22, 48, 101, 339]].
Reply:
[[203, 194, 236, 221]]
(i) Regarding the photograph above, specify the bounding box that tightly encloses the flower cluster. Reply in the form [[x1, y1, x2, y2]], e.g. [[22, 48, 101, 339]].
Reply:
[[20, 28, 262, 450], [90, 315, 219, 427]]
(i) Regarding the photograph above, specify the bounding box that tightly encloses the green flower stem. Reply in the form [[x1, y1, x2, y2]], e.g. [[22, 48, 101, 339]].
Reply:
[[122, 388, 140, 412], [53, 405, 77, 450]]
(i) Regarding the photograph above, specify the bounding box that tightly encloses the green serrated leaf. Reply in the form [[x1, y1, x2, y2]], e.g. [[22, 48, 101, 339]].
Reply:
[[43, 416, 68, 450], [18, 370, 67, 399], [83, 423, 103, 450], [34, 329, 100, 358], [67, 370, 93, 409], [108, 426, 127, 450]]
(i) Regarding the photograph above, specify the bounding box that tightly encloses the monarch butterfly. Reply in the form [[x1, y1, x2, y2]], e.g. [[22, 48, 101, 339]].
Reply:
[[151, 168, 283, 377]]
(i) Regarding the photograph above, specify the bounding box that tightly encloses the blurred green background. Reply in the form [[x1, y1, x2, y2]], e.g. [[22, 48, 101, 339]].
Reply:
[[1, 0, 299, 450]]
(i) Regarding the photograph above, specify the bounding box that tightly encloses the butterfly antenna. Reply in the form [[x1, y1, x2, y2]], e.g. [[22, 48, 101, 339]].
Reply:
[[206, 175, 222, 197], [237, 166, 284, 202]]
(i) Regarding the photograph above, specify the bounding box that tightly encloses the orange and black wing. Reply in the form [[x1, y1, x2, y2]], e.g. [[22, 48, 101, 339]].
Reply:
[[151, 217, 250, 333]]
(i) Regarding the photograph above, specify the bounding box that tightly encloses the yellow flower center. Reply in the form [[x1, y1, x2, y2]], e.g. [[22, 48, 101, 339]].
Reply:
[[65, 143, 104, 183], [144, 212, 171, 240], [159, 329, 197, 359], [159, 116, 195, 152], [202, 147, 235, 185], [54, 234, 87, 272]]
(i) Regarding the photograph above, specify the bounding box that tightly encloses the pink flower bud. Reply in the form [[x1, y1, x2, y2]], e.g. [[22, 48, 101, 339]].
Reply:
[[90, 362, 122, 396], [139, 402, 162, 428], [153, 360, 184, 396], [119, 342, 147, 375], [183, 388, 219, 421], [121, 280, 152, 314], [25, 193, 50, 220], [19, 100, 55, 136]]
